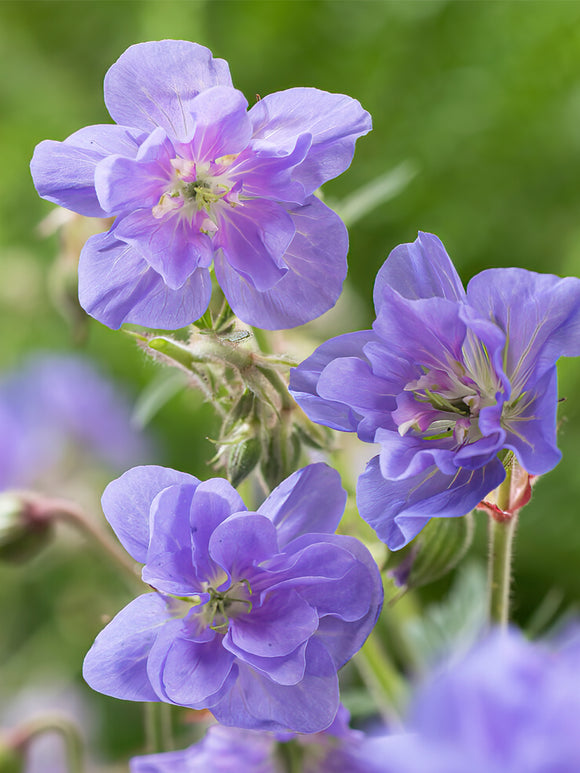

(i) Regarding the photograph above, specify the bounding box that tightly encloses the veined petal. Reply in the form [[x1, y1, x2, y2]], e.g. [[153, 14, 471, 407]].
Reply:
[[375, 427, 458, 480], [30, 124, 145, 217], [211, 638, 339, 732], [104, 41, 232, 142], [94, 127, 175, 214], [216, 196, 347, 329], [467, 268, 580, 389], [114, 209, 213, 290], [159, 634, 235, 707], [317, 357, 396, 416], [258, 463, 346, 546], [228, 589, 318, 658], [209, 514, 279, 578], [216, 198, 294, 292], [78, 231, 212, 329], [503, 367, 562, 475], [373, 232, 466, 312], [248, 87, 371, 195], [222, 637, 308, 686], [143, 483, 200, 595], [357, 455, 505, 550], [189, 479, 246, 584], [183, 86, 251, 161], [101, 465, 197, 563], [289, 330, 377, 432], [82, 593, 170, 701]]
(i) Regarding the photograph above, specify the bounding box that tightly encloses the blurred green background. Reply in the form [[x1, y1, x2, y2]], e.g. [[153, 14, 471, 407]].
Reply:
[[2, 0, 580, 766]]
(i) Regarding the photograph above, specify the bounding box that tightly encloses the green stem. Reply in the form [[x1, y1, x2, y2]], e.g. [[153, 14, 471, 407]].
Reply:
[[354, 631, 406, 726], [487, 510, 518, 628], [48, 498, 141, 591], [144, 703, 173, 754]]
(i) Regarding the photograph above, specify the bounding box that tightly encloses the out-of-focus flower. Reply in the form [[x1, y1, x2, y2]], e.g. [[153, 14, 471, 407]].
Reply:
[[380, 628, 580, 772], [83, 464, 382, 733], [130, 705, 392, 773], [31, 40, 371, 331], [290, 232, 580, 549], [0, 354, 149, 490]]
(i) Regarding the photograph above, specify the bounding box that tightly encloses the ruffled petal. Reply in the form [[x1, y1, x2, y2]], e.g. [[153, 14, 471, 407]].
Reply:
[[317, 356, 396, 417], [189, 478, 246, 583], [373, 232, 466, 312], [289, 330, 376, 431], [357, 455, 506, 550], [503, 367, 562, 475], [209, 514, 279, 578], [104, 41, 232, 141], [216, 196, 347, 329], [248, 87, 371, 195], [78, 231, 212, 330], [216, 198, 294, 292], [94, 127, 174, 214], [30, 124, 144, 217], [183, 86, 251, 161], [142, 483, 200, 595], [114, 208, 213, 290], [222, 638, 307, 686], [211, 637, 339, 733], [160, 634, 235, 707], [82, 593, 171, 701], [258, 463, 346, 546], [227, 589, 318, 658], [101, 465, 197, 563], [467, 267, 580, 389]]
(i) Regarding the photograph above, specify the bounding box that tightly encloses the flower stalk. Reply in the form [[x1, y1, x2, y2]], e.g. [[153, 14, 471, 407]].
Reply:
[[487, 493, 518, 628]]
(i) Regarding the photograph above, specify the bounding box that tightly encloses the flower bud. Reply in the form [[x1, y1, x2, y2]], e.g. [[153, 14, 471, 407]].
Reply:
[[0, 493, 53, 563], [388, 513, 474, 590], [225, 436, 263, 489]]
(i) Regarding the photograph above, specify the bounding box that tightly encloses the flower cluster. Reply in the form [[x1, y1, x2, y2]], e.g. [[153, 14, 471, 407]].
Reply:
[[31, 40, 371, 331], [290, 232, 580, 549], [130, 705, 392, 773], [83, 463, 382, 733], [381, 627, 580, 772]]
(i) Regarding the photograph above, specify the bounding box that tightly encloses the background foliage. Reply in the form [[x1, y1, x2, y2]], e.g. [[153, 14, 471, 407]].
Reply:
[[2, 0, 580, 767]]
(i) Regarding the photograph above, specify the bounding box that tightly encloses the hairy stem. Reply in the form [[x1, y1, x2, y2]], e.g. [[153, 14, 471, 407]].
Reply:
[[487, 508, 518, 628]]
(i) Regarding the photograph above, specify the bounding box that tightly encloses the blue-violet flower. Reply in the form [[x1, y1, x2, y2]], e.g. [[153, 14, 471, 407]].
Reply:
[[82, 463, 382, 733], [290, 232, 580, 549], [31, 40, 371, 331]]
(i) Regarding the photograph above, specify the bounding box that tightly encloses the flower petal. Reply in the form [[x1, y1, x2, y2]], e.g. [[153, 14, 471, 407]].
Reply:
[[160, 634, 235, 707], [101, 465, 198, 563], [373, 232, 466, 312], [467, 267, 580, 388], [503, 367, 562, 475], [357, 455, 506, 550], [209, 514, 279, 578], [78, 231, 212, 330], [82, 593, 170, 701], [114, 209, 213, 290], [30, 125, 145, 217], [289, 330, 377, 431], [216, 198, 294, 292], [216, 196, 347, 329], [258, 463, 346, 546], [228, 589, 318, 658], [248, 87, 371, 195], [211, 637, 339, 733], [189, 479, 246, 584], [142, 483, 200, 595], [184, 86, 251, 161], [222, 638, 308, 686], [94, 127, 174, 214], [104, 41, 232, 141]]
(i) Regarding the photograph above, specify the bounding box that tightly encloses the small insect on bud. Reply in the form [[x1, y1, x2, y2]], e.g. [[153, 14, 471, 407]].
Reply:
[[0, 493, 53, 563]]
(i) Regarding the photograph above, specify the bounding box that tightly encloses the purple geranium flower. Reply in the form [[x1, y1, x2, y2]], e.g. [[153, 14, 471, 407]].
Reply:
[[130, 704, 393, 773], [0, 353, 149, 490], [82, 463, 382, 733], [290, 232, 580, 549], [31, 40, 371, 331], [381, 628, 580, 773]]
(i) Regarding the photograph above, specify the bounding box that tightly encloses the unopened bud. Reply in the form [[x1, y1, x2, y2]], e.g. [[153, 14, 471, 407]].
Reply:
[[226, 436, 263, 488], [260, 424, 301, 491], [0, 493, 53, 563]]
